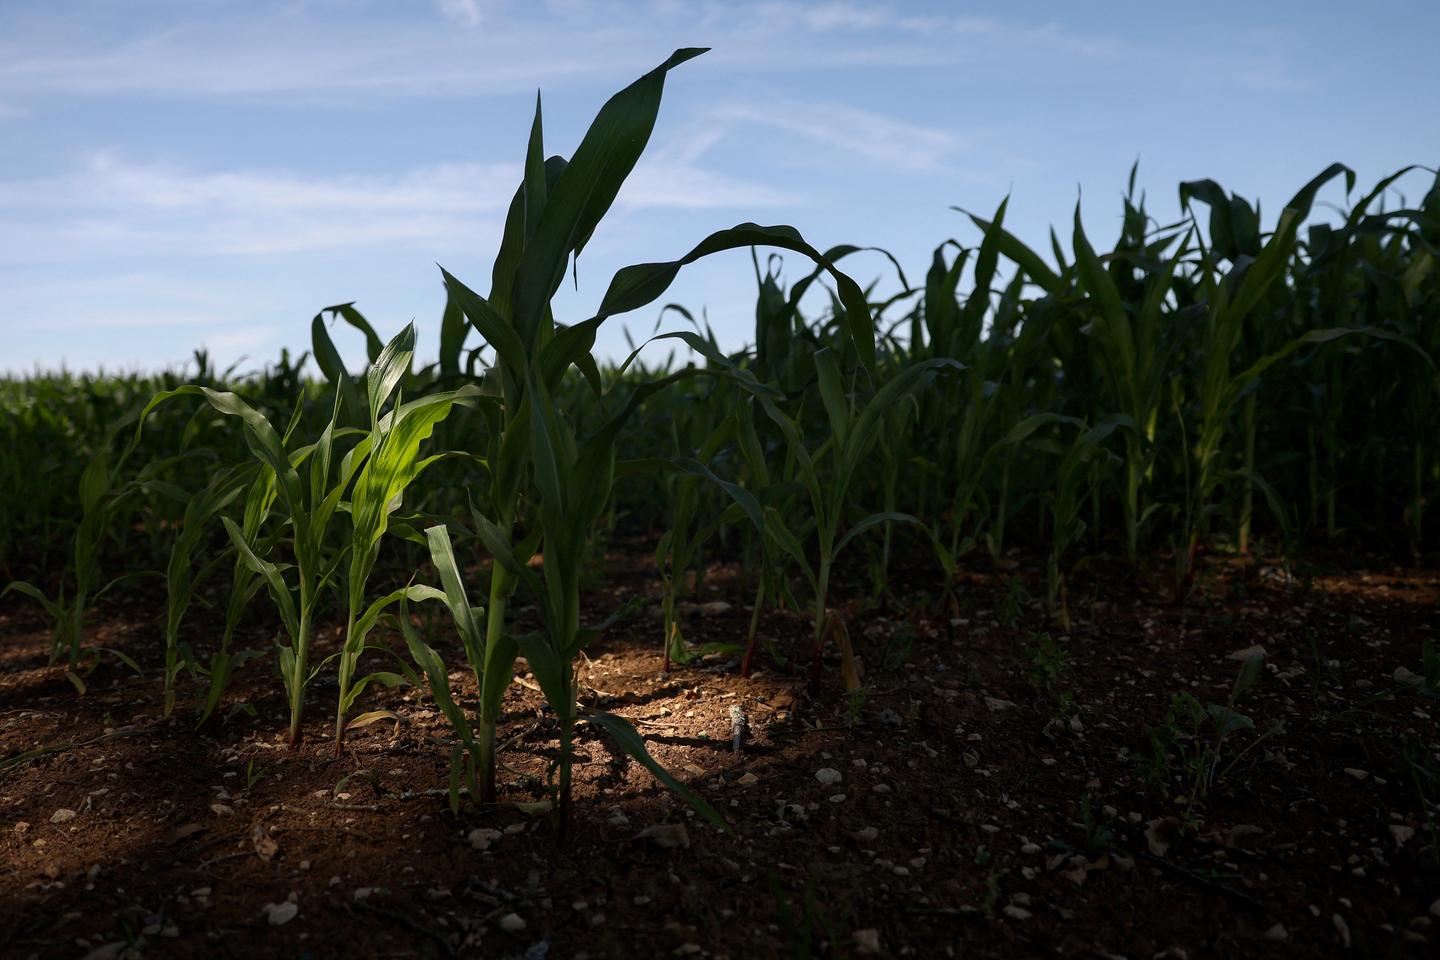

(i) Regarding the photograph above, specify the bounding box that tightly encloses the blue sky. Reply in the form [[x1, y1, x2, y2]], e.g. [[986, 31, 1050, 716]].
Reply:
[[2, 0, 1437, 374]]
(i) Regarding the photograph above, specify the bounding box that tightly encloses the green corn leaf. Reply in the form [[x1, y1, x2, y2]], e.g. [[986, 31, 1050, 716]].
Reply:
[[585, 711, 728, 830], [399, 598, 476, 748], [510, 48, 708, 348], [221, 516, 298, 641], [833, 510, 923, 560], [813, 348, 850, 451]]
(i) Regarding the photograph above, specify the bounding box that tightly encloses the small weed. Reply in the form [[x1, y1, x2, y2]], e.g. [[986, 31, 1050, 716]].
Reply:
[[998, 577, 1029, 628], [881, 624, 917, 671], [1025, 631, 1070, 697], [1078, 794, 1114, 858], [243, 758, 263, 792], [769, 873, 847, 960], [842, 686, 869, 728], [1137, 654, 1280, 810], [981, 868, 1001, 917]]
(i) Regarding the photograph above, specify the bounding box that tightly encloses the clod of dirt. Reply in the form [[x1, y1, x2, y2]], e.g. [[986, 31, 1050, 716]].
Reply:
[[1145, 817, 1181, 856], [251, 823, 278, 862]]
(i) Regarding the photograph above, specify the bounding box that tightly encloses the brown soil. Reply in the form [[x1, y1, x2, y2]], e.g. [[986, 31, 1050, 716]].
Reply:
[[1, 549, 1438, 959]]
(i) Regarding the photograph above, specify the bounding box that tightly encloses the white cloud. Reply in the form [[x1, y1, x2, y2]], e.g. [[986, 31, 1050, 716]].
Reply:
[[202, 324, 281, 355], [717, 100, 963, 175], [0, 2, 1130, 104], [436, 0, 483, 29], [0, 148, 793, 263]]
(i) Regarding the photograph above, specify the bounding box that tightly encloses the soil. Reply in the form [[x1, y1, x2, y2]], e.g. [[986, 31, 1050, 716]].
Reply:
[[1, 545, 1438, 959]]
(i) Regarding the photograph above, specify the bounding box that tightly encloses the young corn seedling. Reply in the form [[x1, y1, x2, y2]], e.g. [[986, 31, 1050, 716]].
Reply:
[[1001, 413, 1131, 629], [332, 324, 483, 752], [197, 467, 280, 725], [3, 425, 178, 688], [656, 412, 742, 670], [731, 347, 961, 690], [137, 382, 359, 747], [160, 463, 255, 716]]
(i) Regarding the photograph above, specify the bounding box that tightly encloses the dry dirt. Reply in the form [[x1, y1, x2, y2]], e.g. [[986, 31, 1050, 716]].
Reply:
[[1, 548, 1438, 959]]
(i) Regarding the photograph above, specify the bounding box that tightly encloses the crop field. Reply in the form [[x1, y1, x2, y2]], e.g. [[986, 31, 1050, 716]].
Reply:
[[2, 49, 1439, 959]]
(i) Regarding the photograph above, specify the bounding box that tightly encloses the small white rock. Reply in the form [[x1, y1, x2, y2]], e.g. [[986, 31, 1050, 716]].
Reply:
[[50, 809, 76, 824], [498, 912, 526, 933], [815, 767, 843, 786], [853, 928, 882, 954], [639, 823, 690, 849], [262, 902, 298, 925]]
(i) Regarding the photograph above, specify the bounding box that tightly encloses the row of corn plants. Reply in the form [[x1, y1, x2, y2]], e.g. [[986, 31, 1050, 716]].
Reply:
[[5, 52, 1438, 830]]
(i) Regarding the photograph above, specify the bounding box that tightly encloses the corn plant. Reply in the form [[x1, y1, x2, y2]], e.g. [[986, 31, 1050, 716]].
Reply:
[[3, 426, 178, 687], [734, 348, 961, 688], [441, 47, 877, 830], [1001, 414, 1131, 628], [1174, 163, 1420, 588], [197, 467, 280, 725], [160, 463, 254, 715], [332, 324, 483, 751], [136, 383, 358, 747]]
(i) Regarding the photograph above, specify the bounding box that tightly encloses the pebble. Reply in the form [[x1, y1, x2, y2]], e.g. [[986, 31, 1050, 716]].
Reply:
[[498, 912, 526, 933], [262, 902, 298, 926], [1263, 923, 1288, 942], [468, 828, 503, 851], [50, 809, 77, 825], [854, 929, 882, 954], [737, 772, 758, 787], [854, 827, 880, 842], [1002, 905, 1031, 920], [815, 768, 843, 786], [639, 824, 690, 849]]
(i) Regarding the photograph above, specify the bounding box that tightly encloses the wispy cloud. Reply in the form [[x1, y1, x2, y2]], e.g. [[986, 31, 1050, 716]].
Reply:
[[0, 1, 1128, 105], [436, 0, 484, 29], [0, 148, 793, 262], [716, 100, 963, 175]]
